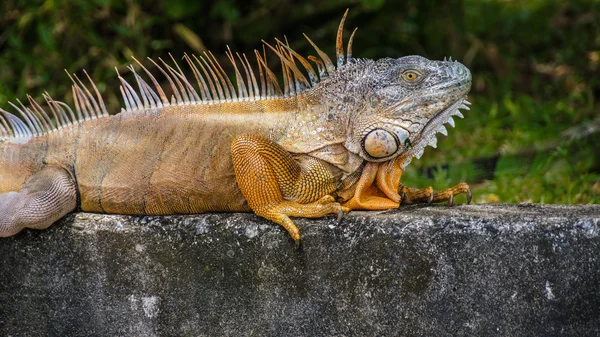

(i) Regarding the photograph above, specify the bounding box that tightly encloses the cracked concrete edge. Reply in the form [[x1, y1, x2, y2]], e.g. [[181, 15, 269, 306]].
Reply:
[[63, 203, 600, 239]]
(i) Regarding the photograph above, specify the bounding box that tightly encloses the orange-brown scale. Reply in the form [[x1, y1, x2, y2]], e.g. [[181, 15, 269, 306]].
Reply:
[[75, 97, 301, 215]]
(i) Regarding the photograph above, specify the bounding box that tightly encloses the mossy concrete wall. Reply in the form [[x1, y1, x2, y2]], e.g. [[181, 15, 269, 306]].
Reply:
[[1, 204, 599, 336]]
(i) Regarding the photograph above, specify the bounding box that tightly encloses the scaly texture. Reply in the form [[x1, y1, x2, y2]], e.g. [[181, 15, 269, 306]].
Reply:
[[0, 10, 473, 243]]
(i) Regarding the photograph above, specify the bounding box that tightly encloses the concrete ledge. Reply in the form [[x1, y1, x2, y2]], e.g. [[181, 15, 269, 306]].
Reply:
[[1, 204, 599, 336]]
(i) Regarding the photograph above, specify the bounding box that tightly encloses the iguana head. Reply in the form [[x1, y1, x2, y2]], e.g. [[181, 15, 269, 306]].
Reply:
[[344, 55, 472, 166]]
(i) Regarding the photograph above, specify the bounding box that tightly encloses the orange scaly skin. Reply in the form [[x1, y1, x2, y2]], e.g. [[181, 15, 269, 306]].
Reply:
[[0, 12, 473, 243]]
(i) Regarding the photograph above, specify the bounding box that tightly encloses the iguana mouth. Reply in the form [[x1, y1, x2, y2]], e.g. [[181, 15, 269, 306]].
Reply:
[[402, 96, 470, 167]]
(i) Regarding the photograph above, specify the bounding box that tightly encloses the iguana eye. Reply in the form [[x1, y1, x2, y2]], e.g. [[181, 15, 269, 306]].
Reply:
[[363, 129, 398, 159], [402, 70, 421, 83], [403, 71, 419, 81]]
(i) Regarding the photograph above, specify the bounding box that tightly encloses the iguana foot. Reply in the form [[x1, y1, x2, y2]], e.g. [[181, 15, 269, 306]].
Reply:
[[400, 185, 435, 205], [0, 166, 77, 237], [400, 182, 471, 205], [256, 195, 349, 245]]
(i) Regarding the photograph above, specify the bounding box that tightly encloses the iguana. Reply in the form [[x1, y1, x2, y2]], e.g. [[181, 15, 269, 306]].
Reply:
[[0, 11, 472, 245]]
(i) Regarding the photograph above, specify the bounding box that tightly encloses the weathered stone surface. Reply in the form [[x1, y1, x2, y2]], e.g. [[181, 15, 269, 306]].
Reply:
[[0, 204, 599, 336]]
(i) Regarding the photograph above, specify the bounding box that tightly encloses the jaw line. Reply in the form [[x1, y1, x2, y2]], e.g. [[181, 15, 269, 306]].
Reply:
[[401, 96, 468, 167], [419, 97, 464, 139]]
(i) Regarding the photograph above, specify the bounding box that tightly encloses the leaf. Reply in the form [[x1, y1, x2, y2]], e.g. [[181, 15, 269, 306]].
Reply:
[[173, 23, 205, 53]]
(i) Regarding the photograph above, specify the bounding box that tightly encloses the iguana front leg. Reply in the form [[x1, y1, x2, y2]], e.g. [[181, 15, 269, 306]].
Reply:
[[231, 134, 348, 244], [340, 161, 401, 210], [0, 166, 77, 237], [342, 155, 471, 210]]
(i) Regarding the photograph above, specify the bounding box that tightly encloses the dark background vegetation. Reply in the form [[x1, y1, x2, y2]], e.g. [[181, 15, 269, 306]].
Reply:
[[0, 0, 598, 203]]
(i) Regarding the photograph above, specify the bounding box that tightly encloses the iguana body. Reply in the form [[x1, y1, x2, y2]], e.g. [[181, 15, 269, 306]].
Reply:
[[0, 12, 472, 244]]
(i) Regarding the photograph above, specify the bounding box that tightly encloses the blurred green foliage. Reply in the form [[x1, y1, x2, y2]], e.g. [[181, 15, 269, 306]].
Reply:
[[0, 0, 598, 203]]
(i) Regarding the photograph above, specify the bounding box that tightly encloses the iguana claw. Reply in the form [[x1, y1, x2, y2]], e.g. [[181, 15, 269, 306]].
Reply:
[[337, 209, 344, 223], [466, 187, 472, 204]]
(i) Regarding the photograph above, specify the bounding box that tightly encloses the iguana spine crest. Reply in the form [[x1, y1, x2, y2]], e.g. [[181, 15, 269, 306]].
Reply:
[[0, 10, 356, 144]]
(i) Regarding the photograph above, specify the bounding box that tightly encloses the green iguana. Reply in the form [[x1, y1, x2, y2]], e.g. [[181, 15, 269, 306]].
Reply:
[[0, 11, 472, 245]]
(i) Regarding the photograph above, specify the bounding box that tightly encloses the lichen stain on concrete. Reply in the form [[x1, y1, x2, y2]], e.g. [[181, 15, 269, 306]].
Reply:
[[142, 296, 161, 318], [545, 281, 555, 300], [129, 294, 161, 318]]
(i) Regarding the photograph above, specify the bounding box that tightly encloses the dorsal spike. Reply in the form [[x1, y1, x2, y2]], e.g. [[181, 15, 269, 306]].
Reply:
[[1, 109, 27, 138], [8, 101, 38, 135], [255, 48, 283, 97], [168, 53, 201, 102], [210, 50, 238, 101], [226, 46, 248, 99], [72, 78, 97, 119], [304, 33, 336, 74], [282, 37, 301, 93], [27, 94, 53, 131], [83, 70, 108, 116], [136, 73, 159, 108], [276, 45, 291, 97], [205, 51, 235, 101], [132, 56, 168, 105], [15, 99, 44, 134], [45, 93, 66, 126], [183, 53, 212, 101], [70, 85, 85, 120], [308, 55, 327, 79], [262, 46, 273, 97], [276, 39, 319, 86], [128, 65, 150, 109], [71, 84, 90, 121], [49, 99, 73, 126], [236, 52, 254, 99], [347, 27, 358, 62], [278, 43, 296, 95], [26, 107, 45, 134], [15, 99, 44, 135], [118, 75, 143, 111], [336, 9, 349, 67], [66, 70, 90, 120], [272, 39, 312, 88], [6, 113, 24, 137], [196, 54, 226, 101], [66, 71, 91, 119], [241, 53, 260, 99], [54, 101, 78, 125], [194, 55, 221, 101], [203, 52, 231, 100], [119, 85, 131, 111], [73, 73, 102, 118], [253, 50, 267, 98], [131, 66, 162, 109], [145, 80, 162, 108], [159, 57, 191, 104], [120, 76, 142, 111], [0, 111, 13, 137], [42, 91, 77, 124], [147, 57, 183, 105]]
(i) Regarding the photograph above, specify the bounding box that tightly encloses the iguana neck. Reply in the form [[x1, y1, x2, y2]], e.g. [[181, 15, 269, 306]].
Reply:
[[276, 61, 373, 155]]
